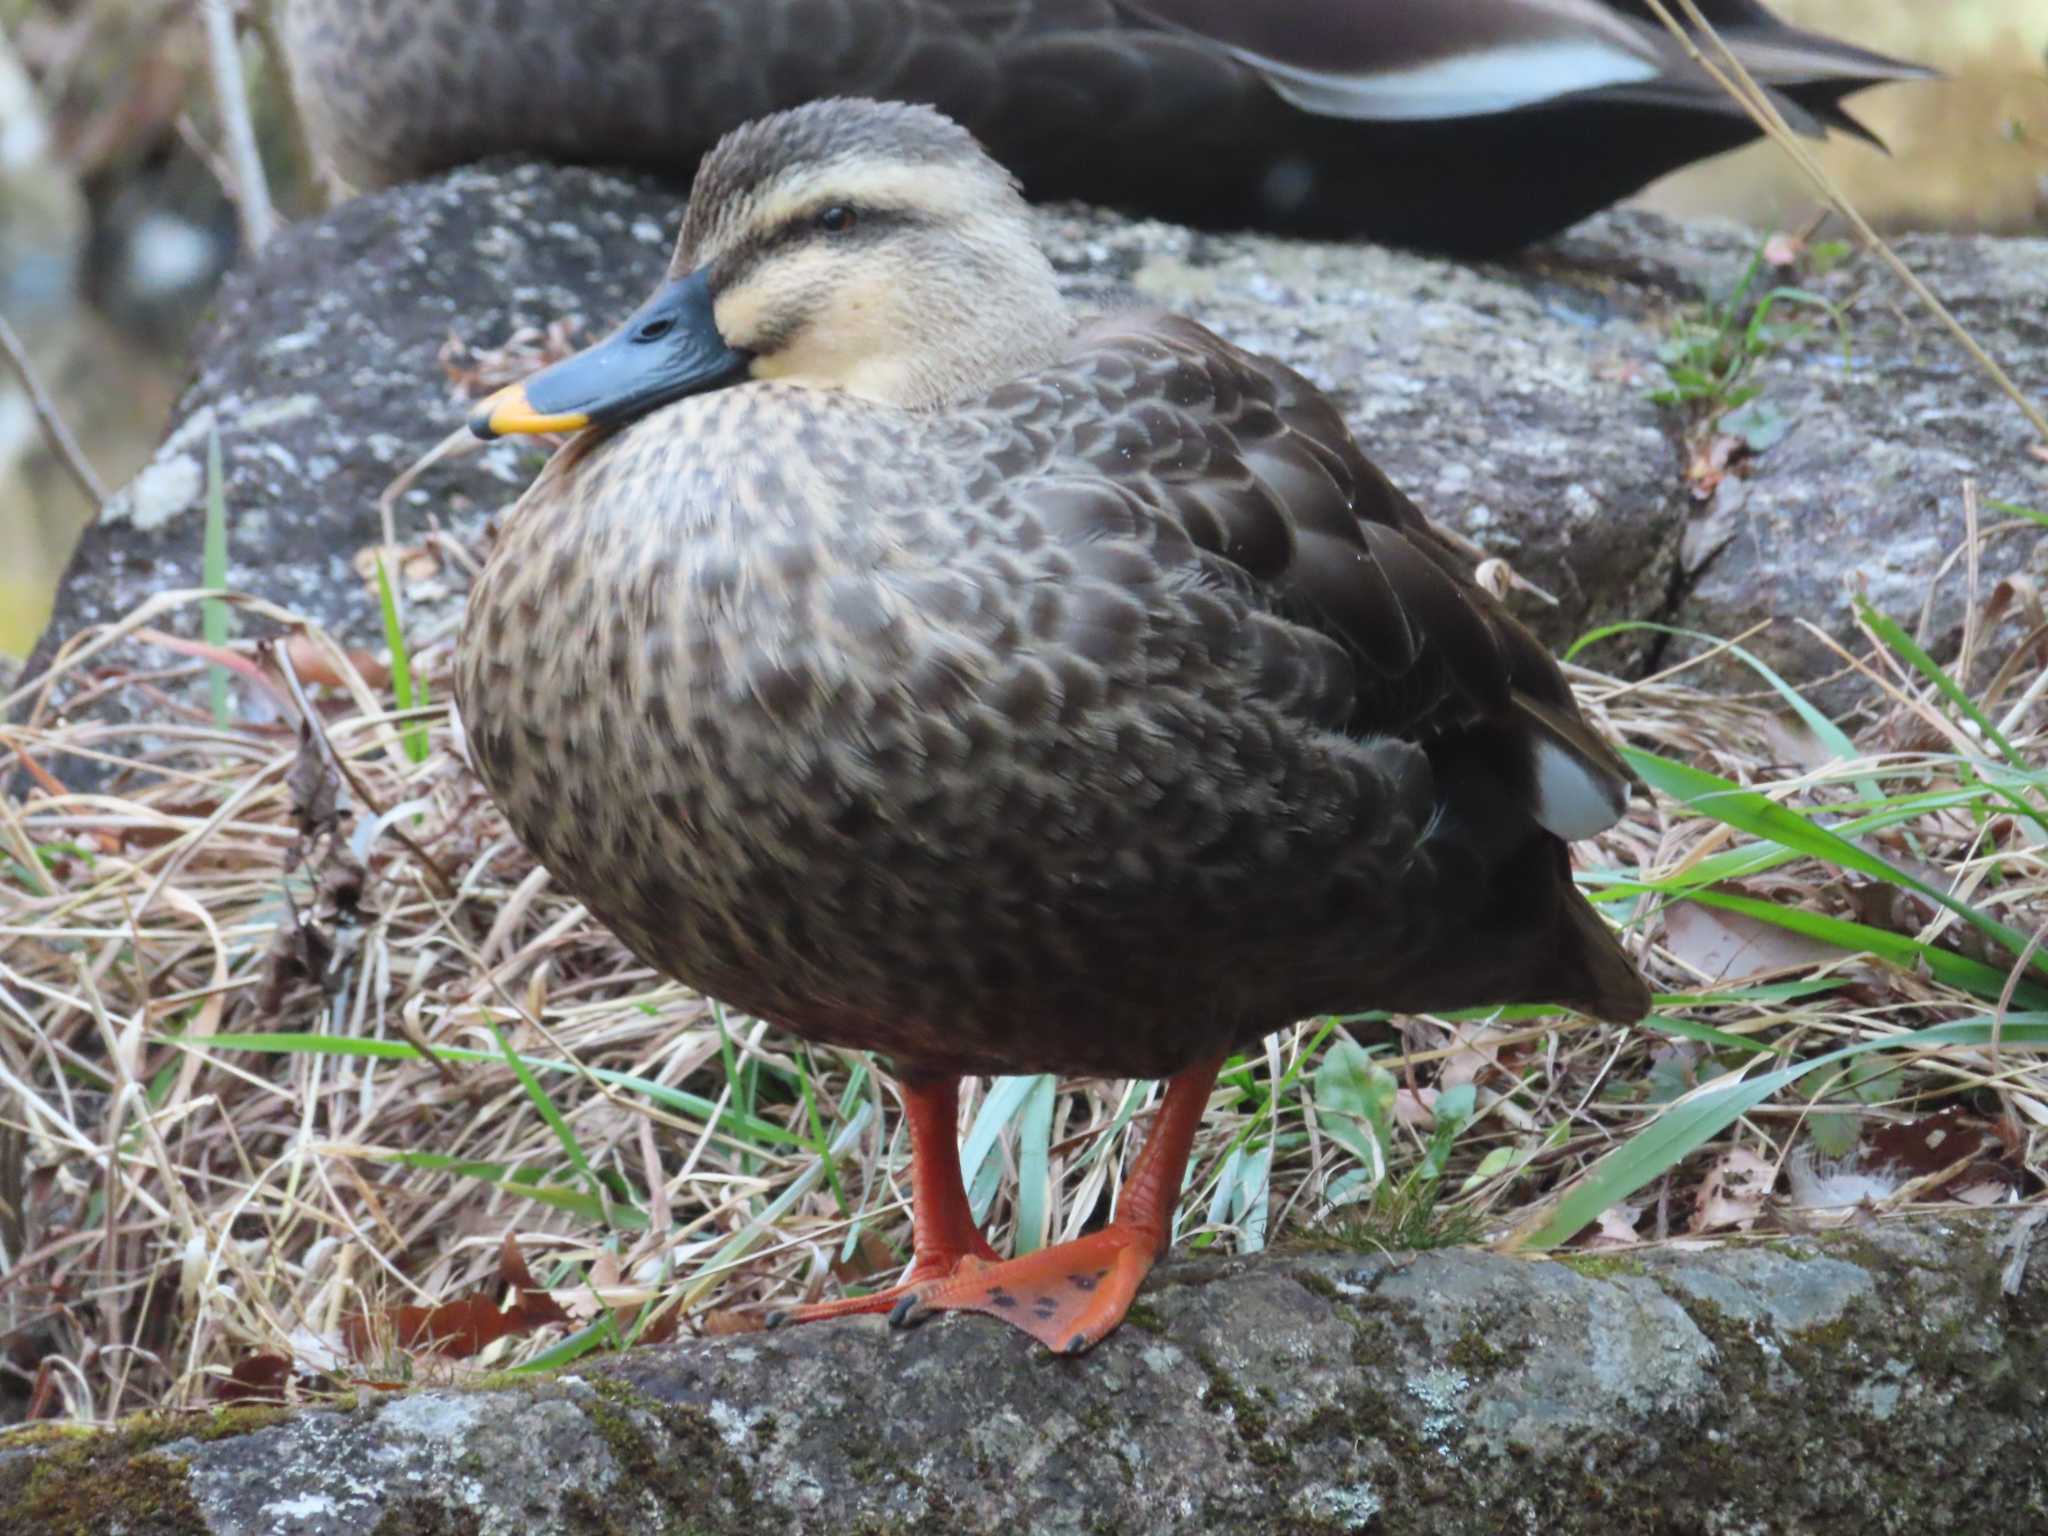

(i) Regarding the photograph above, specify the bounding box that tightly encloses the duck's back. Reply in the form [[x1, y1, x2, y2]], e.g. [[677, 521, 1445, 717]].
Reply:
[[455, 312, 1646, 1080], [283, 1, 1244, 199]]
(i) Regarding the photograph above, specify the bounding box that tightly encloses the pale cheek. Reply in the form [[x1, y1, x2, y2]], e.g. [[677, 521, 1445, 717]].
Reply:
[[789, 297, 906, 374], [713, 288, 770, 351]]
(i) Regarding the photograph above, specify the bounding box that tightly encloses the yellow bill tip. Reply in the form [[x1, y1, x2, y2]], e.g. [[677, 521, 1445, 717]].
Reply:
[[469, 383, 591, 441]]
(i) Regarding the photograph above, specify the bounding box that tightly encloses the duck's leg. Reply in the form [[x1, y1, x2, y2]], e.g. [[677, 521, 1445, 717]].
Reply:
[[890, 1054, 1224, 1355], [765, 1074, 1000, 1327]]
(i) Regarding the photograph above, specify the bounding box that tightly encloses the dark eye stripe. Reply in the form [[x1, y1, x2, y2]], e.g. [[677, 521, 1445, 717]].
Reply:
[[711, 204, 930, 291]]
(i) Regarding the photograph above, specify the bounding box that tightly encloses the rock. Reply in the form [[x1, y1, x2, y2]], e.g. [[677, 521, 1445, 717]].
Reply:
[[18, 159, 2048, 740], [4, 1217, 2043, 1534], [1554, 215, 2048, 691], [19, 161, 684, 706]]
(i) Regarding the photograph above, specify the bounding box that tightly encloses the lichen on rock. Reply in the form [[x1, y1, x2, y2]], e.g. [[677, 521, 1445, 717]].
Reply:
[[5, 1216, 2040, 1534]]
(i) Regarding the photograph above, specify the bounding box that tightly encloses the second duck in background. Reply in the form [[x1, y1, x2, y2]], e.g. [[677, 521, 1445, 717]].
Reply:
[[281, 0, 1928, 254]]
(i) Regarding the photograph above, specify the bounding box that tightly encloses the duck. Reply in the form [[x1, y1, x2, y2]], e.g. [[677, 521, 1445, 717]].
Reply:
[[453, 97, 1652, 1354], [281, 0, 1928, 255]]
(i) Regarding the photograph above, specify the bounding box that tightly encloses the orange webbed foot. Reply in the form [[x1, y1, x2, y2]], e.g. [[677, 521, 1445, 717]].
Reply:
[[763, 1245, 997, 1330], [888, 1225, 1157, 1355], [765, 1057, 1222, 1354]]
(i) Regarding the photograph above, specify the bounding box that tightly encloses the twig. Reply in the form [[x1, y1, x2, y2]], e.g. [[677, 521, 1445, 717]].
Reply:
[[198, 0, 276, 251], [269, 636, 459, 899], [0, 313, 105, 507], [249, 0, 329, 210], [2000, 1208, 2047, 1297]]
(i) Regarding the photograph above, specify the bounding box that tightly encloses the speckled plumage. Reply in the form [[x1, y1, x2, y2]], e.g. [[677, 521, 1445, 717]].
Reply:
[[281, 0, 1924, 253], [454, 100, 1649, 1347], [456, 306, 1650, 1079]]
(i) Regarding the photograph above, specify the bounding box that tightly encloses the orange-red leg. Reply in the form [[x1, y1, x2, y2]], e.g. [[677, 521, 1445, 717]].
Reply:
[[890, 1055, 1225, 1355], [765, 1074, 999, 1327]]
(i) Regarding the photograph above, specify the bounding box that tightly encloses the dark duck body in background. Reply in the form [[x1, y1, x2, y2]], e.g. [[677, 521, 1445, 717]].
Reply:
[[283, 0, 1927, 254], [455, 99, 1651, 1352]]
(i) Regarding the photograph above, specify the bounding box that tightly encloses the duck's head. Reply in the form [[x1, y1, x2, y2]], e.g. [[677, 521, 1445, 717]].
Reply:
[[472, 98, 1068, 437]]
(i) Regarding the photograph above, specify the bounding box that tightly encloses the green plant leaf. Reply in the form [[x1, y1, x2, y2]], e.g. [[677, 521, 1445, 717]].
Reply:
[[1806, 1112, 1862, 1159], [1314, 1041, 1395, 1177], [1718, 396, 1794, 452]]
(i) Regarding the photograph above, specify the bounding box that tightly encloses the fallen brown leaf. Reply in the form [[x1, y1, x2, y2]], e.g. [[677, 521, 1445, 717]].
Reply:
[[1693, 1147, 1776, 1233], [341, 1232, 569, 1361], [1664, 897, 1851, 984]]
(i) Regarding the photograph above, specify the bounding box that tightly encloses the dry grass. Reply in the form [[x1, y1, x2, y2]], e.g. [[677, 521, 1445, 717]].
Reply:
[[2, 0, 2045, 1431], [2, 530, 2044, 1423]]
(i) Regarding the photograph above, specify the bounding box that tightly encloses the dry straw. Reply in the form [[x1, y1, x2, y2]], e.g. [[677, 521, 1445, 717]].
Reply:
[[2, 3, 2045, 1426], [4, 551, 2042, 1418]]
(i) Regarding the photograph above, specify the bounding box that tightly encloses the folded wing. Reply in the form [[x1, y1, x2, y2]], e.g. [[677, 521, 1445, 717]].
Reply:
[[1123, 0, 1929, 134]]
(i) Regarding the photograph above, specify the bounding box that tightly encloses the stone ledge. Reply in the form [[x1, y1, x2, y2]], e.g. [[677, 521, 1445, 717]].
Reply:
[[5, 1215, 2042, 1534], [21, 162, 2048, 755]]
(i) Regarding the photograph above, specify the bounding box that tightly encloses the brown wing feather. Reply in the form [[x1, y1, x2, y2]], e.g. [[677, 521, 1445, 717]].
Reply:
[[1054, 311, 1636, 841]]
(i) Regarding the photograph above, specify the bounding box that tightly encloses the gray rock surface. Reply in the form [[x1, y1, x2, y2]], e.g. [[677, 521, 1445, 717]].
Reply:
[[4, 1217, 2043, 1534], [1560, 217, 2048, 683], [19, 159, 2048, 723]]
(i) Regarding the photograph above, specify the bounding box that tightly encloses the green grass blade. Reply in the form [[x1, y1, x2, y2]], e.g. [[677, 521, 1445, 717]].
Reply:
[[1068, 1079, 1152, 1173], [1582, 788, 1996, 905], [1010, 1073, 1056, 1255], [1680, 888, 2048, 1007], [1626, 748, 2048, 985], [795, 1046, 851, 1217], [1218, 1142, 1273, 1253], [487, 1023, 633, 1229], [962, 1074, 1044, 1224], [1209, 1018, 1338, 1171], [1569, 615, 1864, 754], [1383, 984, 1840, 1028], [1987, 499, 2047, 529], [182, 1032, 804, 1148], [1650, 981, 1847, 1006], [508, 1323, 617, 1373], [1853, 595, 2024, 767], [364, 1148, 649, 1229], [374, 552, 430, 765], [1647, 1016, 1789, 1056], [1514, 1016, 2048, 1249], [670, 1103, 875, 1318], [708, 1003, 759, 1177], [1849, 597, 2047, 839]]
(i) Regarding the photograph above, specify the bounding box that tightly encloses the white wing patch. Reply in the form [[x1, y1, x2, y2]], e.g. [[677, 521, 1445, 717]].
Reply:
[[1233, 41, 1664, 122], [1530, 735, 1628, 842]]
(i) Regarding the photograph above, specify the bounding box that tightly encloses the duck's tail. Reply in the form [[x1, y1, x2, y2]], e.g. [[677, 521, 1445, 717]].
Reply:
[[1530, 839, 1654, 1024], [1415, 723, 1652, 1026], [1408, 818, 1652, 1026]]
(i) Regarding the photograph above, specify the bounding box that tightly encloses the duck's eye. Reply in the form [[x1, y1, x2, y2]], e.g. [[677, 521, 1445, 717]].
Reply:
[[636, 317, 675, 342], [816, 204, 857, 235]]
